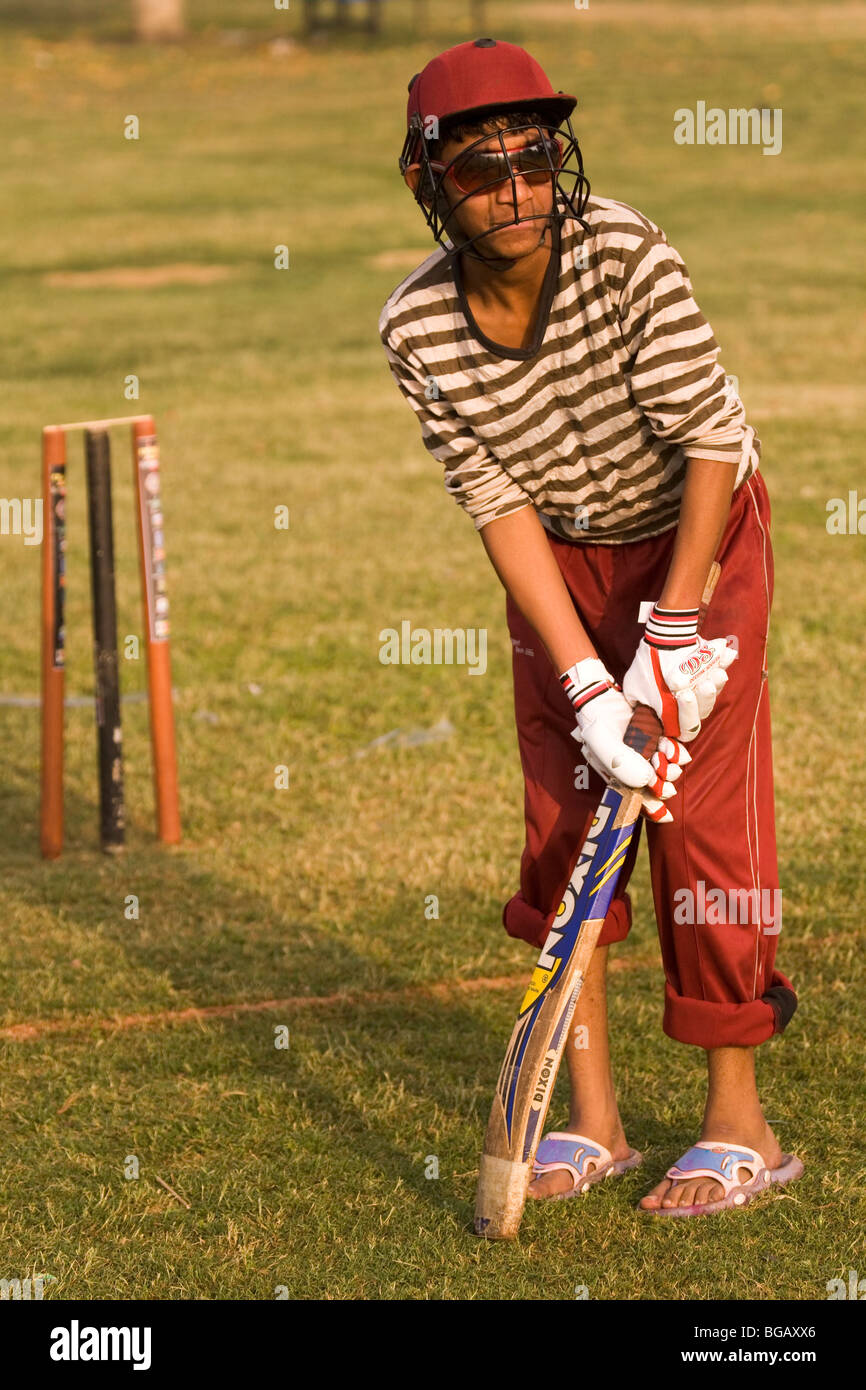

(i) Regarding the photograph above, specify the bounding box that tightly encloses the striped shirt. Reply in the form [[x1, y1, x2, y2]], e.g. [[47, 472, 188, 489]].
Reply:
[[378, 195, 759, 544]]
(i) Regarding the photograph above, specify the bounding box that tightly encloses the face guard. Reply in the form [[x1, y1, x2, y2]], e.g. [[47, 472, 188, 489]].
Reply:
[[400, 114, 591, 267]]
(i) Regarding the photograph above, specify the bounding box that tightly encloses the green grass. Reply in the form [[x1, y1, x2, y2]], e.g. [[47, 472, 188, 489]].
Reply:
[[0, 1, 865, 1299]]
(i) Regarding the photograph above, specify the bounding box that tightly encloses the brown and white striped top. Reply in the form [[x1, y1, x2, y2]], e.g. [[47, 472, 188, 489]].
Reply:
[[378, 195, 759, 544]]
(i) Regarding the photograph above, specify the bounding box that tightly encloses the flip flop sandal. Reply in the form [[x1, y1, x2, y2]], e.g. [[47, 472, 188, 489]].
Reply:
[[530, 1131, 644, 1200], [641, 1140, 805, 1218]]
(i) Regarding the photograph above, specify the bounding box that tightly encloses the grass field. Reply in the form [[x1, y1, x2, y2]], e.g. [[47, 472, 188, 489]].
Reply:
[[0, 0, 864, 1300]]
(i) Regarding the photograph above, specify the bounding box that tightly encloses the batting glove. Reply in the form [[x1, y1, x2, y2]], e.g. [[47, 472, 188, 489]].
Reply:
[[622, 604, 738, 743], [560, 658, 691, 825]]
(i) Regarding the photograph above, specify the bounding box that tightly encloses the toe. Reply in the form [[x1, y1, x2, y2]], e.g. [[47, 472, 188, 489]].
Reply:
[[638, 1178, 670, 1210], [663, 1179, 701, 1207], [694, 1180, 722, 1207], [528, 1157, 602, 1201], [527, 1168, 576, 1200], [660, 1180, 685, 1207]]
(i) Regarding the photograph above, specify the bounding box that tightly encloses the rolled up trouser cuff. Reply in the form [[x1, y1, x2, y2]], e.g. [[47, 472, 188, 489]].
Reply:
[[663, 969, 798, 1048]]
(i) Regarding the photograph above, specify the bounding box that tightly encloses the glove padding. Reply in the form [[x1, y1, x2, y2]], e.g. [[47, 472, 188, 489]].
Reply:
[[561, 659, 691, 824], [623, 628, 738, 743]]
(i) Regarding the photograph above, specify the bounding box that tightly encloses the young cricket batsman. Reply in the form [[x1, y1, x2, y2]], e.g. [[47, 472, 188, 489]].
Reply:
[[378, 38, 802, 1216]]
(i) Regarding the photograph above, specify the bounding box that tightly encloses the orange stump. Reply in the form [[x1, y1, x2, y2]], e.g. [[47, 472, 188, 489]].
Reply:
[[132, 417, 181, 846], [40, 426, 67, 859]]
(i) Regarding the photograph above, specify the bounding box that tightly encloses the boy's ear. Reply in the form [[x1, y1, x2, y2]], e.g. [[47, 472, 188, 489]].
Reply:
[[404, 164, 433, 207]]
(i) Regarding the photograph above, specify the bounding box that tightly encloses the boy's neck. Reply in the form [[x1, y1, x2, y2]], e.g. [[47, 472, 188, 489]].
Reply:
[[459, 219, 556, 310]]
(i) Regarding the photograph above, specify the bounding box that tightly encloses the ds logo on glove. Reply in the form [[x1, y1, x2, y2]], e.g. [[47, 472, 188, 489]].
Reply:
[[678, 642, 714, 677]]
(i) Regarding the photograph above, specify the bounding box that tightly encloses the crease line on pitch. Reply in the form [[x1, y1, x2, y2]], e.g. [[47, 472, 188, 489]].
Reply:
[[0, 956, 664, 1043]]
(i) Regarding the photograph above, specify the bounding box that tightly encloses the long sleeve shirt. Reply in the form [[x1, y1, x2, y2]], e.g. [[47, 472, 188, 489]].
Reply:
[[378, 194, 759, 544]]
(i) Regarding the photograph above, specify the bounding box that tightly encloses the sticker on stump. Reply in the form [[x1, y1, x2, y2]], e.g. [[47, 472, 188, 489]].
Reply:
[[135, 437, 170, 642], [50, 465, 67, 669]]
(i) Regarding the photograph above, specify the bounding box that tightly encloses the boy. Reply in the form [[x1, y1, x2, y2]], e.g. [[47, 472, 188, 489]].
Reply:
[[378, 38, 801, 1215]]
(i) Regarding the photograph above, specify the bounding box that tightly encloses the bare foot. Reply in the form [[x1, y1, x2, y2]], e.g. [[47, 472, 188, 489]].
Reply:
[[638, 1119, 784, 1211], [527, 1115, 634, 1200]]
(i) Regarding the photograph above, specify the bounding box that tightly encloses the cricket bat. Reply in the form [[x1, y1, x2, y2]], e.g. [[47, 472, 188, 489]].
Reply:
[[474, 562, 721, 1239]]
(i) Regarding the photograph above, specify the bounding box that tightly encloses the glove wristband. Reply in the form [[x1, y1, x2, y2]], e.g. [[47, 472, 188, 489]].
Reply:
[[559, 657, 617, 712], [645, 604, 699, 650]]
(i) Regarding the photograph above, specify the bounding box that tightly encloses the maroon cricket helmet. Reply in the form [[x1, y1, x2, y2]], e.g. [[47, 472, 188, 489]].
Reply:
[[398, 38, 590, 267], [401, 37, 577, 167]]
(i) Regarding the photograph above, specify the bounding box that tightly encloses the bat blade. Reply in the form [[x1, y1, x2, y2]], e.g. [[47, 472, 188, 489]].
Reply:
[[474, 779, 643, 1239], [473, 560, 721, 1240]]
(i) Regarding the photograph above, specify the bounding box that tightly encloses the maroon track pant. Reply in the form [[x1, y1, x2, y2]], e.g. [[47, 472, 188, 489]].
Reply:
[[502, 472, 797, 1049]]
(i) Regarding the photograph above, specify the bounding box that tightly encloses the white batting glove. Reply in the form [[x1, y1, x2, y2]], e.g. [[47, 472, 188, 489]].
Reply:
[[560, 659, 691, 824], [622, 604, 738, 743]]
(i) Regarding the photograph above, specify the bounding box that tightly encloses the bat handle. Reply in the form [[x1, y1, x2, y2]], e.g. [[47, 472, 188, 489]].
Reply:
[[622, 702, 663, 760]]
